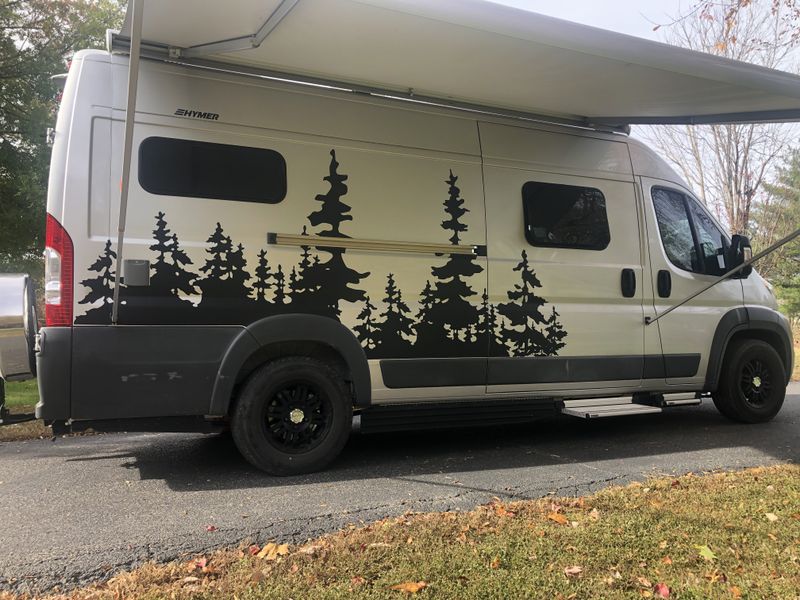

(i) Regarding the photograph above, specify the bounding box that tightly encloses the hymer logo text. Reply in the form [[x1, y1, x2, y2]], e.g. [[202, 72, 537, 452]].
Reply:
[[174, 108, 220, 121]]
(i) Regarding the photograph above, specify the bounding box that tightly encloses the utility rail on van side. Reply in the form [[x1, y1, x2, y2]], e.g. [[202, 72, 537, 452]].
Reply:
[[0, 8, 796, 474]]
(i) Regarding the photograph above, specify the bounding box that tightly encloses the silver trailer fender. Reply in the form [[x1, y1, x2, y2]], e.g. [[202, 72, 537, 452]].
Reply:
[[0, 274, 38, 382]]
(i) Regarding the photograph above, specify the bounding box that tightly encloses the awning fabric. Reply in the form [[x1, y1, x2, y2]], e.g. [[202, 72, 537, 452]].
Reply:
[[114, 0, 800, 129]]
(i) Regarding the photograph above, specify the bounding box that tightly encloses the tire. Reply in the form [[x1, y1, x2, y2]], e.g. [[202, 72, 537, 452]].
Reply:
[[713, 339, 786, 424], [231, 357, 353, 475]]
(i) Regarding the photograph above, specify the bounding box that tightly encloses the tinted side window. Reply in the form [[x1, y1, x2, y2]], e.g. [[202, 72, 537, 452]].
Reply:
[[522, 182, 610, 250], [139, 137, 287, 204], [687, 200, 730, 276], [652, 188, 698, 272]]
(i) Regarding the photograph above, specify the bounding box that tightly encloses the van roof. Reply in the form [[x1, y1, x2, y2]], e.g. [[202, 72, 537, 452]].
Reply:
[[113, 0, 800, 132]]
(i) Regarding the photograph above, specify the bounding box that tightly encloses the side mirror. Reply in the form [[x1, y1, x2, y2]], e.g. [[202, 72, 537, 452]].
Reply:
[[727, 234, 753, 278]]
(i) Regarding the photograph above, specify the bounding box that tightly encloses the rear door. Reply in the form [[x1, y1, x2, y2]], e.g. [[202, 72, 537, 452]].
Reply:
[[480, 123, 647, 394], [642, 178, 744, 387]]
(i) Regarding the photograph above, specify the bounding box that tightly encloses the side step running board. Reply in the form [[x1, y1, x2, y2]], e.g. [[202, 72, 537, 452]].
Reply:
[[561, 393, 702, 419]]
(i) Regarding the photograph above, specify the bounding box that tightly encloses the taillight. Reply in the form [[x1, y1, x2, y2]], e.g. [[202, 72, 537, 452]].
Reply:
[[44, 213, 74, 326]]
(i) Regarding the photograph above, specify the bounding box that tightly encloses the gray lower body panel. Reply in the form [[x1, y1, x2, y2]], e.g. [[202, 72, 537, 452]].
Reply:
[[70, 325, 243, 420]]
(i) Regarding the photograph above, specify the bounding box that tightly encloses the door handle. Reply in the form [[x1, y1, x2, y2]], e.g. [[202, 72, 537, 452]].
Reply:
[[657, 270, 672, 298], [621, 268, 636, 298]]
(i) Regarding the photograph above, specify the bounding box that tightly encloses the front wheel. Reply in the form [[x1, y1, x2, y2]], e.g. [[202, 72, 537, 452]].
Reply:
[[231, 357, 353, 475], [713, 339, 786, 424]]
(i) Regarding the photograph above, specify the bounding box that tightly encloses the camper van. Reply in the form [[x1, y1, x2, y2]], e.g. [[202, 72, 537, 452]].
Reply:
[[0, 1, 795, 475]]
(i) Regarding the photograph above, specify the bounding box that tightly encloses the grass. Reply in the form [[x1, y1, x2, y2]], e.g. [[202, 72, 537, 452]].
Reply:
[[0, 379, 50, 442], [3, 379, 39, 409], [5, 465, 799, 600]]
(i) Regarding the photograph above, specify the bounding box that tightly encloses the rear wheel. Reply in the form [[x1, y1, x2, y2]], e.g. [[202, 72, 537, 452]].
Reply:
[[713, 339, 786, 424], [231, 357, 352, 475]]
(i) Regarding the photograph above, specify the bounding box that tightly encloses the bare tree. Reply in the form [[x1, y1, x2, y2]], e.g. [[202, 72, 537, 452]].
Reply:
[[639, 1, 798, 236]]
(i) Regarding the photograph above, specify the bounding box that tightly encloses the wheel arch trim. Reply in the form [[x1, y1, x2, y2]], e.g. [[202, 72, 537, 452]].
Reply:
[[209, 314, 371, 415], [705, 306, 793, 391]]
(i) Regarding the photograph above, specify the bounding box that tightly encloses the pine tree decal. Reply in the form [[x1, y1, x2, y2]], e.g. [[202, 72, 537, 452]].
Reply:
[[304, 150, 369, 319], [543, 306, 568, 355], [252, 249, 273, 303], [76, 240, 117, 323], [497, 250, 551, 356], [197, 222, 253, 309], [353, 295, 379, 351], [274, 264, 287, 305], [477, 289, 509, 356], [200, 223, 230, 282], [374, 273, 414, 356], [425, 170, 483, 348], [148, 212, 196, 299]]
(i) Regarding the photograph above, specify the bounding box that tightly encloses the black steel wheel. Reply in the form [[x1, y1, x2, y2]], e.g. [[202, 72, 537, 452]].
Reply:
[[263, 380, 331, 453], [231, 357, 352, 475], [713, 339, 786, 424]]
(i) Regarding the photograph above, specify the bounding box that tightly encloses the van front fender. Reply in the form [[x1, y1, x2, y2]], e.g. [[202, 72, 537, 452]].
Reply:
[[209, 314, 371, 415], [705, 306, 793, 391]]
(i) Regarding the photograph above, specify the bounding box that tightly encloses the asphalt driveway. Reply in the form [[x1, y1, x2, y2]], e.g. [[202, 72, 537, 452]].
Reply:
[[1, 383, 797, 593]]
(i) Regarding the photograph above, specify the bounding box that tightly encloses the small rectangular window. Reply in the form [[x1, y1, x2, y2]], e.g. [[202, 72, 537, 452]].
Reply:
[[522, 181, 610, 250], [138, 137, 287, 204]]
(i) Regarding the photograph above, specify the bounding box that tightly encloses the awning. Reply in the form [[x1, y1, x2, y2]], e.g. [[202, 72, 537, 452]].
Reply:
[[112, 0, 800, 130]]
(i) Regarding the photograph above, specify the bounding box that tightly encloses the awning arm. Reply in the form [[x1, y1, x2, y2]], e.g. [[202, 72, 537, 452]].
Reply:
[[645, 228, 800, 326], [111, 0, 144, 326], [172, 0, 299, 59]]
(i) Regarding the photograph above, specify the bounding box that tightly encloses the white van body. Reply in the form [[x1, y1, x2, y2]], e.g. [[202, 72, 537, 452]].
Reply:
[[27, 49, 792, 473]]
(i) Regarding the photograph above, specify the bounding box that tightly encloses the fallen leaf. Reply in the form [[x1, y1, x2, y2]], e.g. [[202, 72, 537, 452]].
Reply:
[[205, 525, 218, 532], [390, 581, 428, 594], [637, 576, 652, 588], [658, 540, 668, 550], [729, 585, 742, 598], [696, 545, 717, 561], [564, 565, 583, 578], [256, 543, 276, 559], [298, 544, 323, 556], [661, 556, 673, 565], [765, 513, 779, 522], [247, 545, 260, 556], [490, 557, 501, 569], [181, 576, 200, 584], [289, 563, 299, 574], [588, 508, 600, 521], [548, 513, 569, 525], [351, 576, 366, 586], [654, 582, 670, 598]]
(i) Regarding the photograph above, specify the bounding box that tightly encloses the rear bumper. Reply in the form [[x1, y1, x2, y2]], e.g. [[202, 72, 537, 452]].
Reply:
[[35, 327, 72, 421]]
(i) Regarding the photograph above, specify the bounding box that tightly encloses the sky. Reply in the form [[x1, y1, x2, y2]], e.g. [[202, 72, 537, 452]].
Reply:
[[489, 0, 686, 41]]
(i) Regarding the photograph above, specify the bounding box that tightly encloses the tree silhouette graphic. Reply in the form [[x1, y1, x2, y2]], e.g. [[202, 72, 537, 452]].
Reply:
[[497, 250, 552, 356], [76, 239, 117, 323], [197, 223, 253, 308], [148, 212, 196, 300], [477, 289, 510, 356], [303, 150, 369, 319], [252, 249, 273, 303], [374, 273, 414, 357], [273, 264, 287, 305], [425, 170, 483, 347], [353, 295, 379, 351], [543, 306, 568, 355]]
